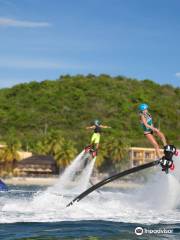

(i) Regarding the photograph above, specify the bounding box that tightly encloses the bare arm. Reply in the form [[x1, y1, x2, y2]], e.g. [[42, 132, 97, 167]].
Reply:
[[86, 125, 95, 130], [100, 125, 111, 129]]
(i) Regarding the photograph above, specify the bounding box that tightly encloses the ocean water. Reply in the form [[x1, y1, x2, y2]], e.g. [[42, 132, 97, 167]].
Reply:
[[0, 152, 180, 239]]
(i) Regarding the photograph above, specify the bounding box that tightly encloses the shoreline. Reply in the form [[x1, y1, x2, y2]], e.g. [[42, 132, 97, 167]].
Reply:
[[2, 176, 141, 188]]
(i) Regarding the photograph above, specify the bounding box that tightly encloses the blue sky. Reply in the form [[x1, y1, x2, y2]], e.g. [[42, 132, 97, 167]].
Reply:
[[0, 0, 180, 88]]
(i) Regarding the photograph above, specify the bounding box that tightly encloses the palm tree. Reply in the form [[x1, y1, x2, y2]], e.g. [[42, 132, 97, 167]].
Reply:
[[0, 140, 21, 173], [106, 136, 129, 170], [34, 130, 63, 155], [34, 131, 77, 168], [54, 139, 77, 168], [97, 136, 129, 171], [95, 142, 107, 168], [34, 140, 47, 155]]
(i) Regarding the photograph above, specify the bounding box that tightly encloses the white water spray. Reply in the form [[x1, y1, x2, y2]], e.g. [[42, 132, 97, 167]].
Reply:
[[75, 157, 96, 192], [48, 150, 95, 194], [1, 151, 180, 224]]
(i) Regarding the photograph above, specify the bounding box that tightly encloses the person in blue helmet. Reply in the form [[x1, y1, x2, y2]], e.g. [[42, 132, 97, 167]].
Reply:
[[85, 120, 111, 156], [138, 103, 167, 159]]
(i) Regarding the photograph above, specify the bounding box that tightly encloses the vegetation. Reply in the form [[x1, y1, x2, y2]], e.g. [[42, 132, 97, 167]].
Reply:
[[35, 130, 77, 167], [0, 74, 179, 174], [0, 139, 21, 176]]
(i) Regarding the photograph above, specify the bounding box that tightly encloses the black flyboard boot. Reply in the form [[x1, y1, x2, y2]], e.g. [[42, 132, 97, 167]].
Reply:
[[159, 145, 176, 174]]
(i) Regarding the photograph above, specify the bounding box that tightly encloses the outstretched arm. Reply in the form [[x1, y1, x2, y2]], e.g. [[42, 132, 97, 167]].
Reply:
[[100, 125, 111, 129], [86, 125, 95, 130]]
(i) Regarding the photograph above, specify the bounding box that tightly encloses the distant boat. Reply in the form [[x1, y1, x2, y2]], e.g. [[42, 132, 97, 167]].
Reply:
[[0, 179, 8, 191]]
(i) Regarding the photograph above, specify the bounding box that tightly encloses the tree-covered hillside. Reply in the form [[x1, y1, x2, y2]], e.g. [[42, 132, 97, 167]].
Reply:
[[0, 74, 179, 151], [0, 74, 179, 174]]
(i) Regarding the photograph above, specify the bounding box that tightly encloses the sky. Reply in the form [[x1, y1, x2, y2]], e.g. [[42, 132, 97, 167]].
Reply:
[[0, 0, 180, 88]]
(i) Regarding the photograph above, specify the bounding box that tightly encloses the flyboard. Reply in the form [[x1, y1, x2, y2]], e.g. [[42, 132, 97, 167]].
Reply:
[[0, 179, 8, 191], [67, 144, 177, 207], [83, 144, 97, 165]]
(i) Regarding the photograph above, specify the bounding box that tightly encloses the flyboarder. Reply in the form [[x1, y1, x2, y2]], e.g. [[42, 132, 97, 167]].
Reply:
[[138, 103, 176, 172], [138, 103, 167, 159], [85, 120, 111, 157]]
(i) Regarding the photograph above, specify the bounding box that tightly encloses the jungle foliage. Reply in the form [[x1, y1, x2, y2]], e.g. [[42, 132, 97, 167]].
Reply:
[[0, 75, 179, 172]]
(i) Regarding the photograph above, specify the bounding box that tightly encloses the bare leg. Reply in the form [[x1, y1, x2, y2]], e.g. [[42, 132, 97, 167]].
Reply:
[[95, 143, 99, 150], [155, 131, 167, 146], [145, 134, 162, 158]]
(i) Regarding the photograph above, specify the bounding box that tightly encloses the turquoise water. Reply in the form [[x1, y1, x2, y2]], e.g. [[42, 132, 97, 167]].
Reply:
[[1, 220, 180, 240], [0, 184, 180, 240], [1, 152, 180, 239]]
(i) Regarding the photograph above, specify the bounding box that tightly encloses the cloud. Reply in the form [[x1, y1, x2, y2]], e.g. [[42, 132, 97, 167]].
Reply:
[[175, 72, 180, 78], [0, 17, 50, 27]]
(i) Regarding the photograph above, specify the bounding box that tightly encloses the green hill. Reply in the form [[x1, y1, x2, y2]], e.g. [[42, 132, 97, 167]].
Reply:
[[0, 74, 179, 152]]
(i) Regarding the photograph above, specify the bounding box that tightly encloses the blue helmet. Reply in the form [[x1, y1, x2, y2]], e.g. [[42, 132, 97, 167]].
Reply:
[[138, 103, 148, 111], [94, 119, 100, 126]]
